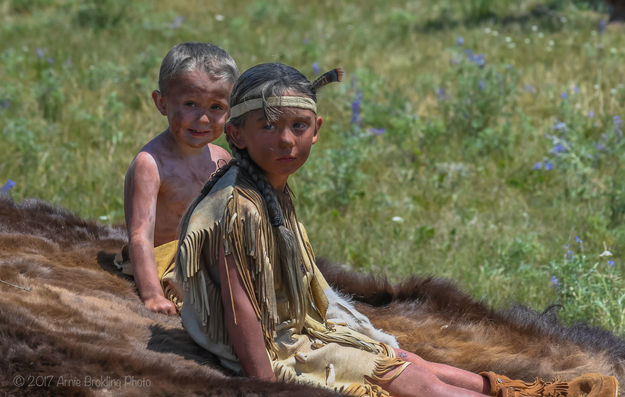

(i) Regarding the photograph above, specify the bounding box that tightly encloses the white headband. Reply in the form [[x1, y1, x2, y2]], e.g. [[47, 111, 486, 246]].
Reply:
[[229, 96, 317, 119]]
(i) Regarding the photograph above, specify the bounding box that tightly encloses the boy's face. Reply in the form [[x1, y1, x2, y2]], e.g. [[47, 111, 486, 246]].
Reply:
[[226, 101, 322, 190], [152, 70, 232, 150]]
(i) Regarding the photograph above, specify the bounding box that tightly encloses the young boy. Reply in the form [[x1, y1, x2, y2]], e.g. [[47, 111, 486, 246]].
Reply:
[[122, 42, 238, 315]]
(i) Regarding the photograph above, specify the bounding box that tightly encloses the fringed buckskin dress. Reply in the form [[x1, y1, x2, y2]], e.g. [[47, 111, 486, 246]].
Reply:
[[176, 165, 409, 396]]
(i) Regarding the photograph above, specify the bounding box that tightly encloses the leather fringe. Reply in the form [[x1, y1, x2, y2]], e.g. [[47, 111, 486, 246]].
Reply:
[[339, 382, 392, 397], [367, 357, 411, 384]]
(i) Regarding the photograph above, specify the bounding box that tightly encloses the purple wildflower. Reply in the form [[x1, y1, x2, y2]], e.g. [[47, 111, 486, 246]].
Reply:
[[457, 36, 464, 46], [595, 142, 606, 151], [524, 84, 536, 93], [599, 19, 607, 34], [0, 100, 10, 110], [551, 275, 560, 289], [463, 49, 486, 66], [303, 37, 310, 45], [614, 115, 623, 137], [47, 57, 53, 64], [437, 87, 449, 101], [587, 110, 595, 118], [560, 91, 568, 100], [36, 47, 44, 58], [472, 53, 486, 67], [544, 161, 554, 170], [312, 62, 320, 75], [1, 180, 15, 195], [478, 79, 485, 90], [370, 127, 386, 135], [532, 161, 543, 170], [553, 122, 567, 131], [572, 86, 579, 94], [351, 91, 362, 127], [169, 15, 184, 29], [551, 144, 566, 154], [608, 260, 615, 267]]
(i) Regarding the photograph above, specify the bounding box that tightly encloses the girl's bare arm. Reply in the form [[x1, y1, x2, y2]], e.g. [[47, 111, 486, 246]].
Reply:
[[219, 247, 276, 381]]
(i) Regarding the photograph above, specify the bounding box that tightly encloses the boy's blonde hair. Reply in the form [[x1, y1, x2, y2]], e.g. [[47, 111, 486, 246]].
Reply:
[[158, 42, 239, 94]]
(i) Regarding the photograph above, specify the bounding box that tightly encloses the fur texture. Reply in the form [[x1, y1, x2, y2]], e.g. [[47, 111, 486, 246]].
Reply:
[[319, 259, 625, 383], [1, 197, 624, 396]]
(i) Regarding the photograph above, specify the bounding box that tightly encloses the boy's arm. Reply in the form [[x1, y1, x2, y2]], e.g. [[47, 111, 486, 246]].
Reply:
[[219, 247, 275, 381], [124, 152, 176, 315]]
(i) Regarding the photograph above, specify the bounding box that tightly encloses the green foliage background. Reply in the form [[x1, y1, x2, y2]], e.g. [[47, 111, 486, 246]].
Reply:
[[2, 0, 625, 332]]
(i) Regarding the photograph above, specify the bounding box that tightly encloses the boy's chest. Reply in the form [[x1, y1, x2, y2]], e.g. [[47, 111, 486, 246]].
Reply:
[[157, 162, 216, 216], [161, 157, 217, 194]]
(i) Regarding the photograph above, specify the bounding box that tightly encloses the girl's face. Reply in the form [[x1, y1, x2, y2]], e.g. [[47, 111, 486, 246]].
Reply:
[[227, 102, 322, 190]]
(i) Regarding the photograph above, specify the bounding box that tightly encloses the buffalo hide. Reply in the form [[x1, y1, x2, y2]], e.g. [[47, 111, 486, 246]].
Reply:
[[0, 197, 624, 396]]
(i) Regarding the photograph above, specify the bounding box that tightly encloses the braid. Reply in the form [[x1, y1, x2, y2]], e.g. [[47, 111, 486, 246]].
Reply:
[[226, 136, 285, 227], [226, 134, 306, 330]]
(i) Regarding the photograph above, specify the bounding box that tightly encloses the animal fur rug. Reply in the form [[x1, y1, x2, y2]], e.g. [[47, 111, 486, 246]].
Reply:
[[1, 197, 624, 396]]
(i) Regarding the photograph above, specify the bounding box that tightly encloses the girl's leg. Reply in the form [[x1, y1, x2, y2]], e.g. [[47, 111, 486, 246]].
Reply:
[[371, 360, 488, 397], [394, 348, 490, 394]]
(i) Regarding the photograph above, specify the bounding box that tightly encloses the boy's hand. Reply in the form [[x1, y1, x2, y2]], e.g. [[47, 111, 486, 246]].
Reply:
[[145, 295, 177, 315]]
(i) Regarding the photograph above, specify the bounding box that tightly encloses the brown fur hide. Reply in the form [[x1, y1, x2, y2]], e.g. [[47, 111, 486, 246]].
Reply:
[[0, 197, 624, 396]]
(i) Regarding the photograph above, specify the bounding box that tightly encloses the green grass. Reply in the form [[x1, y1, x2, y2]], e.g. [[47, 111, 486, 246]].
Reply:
[[2, 0, 625, 333]]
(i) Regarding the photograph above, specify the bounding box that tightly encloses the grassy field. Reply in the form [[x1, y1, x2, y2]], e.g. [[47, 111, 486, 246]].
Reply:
[[2, 0, 625, 333]]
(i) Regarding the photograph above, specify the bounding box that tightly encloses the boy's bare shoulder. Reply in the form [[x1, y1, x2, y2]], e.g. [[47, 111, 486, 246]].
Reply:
[[126, 132, 168, 178], [136, 131, 171, 160]]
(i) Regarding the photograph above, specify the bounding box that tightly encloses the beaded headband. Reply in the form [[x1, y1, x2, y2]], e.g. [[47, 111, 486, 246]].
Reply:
[[229, 96, 317, 119]]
